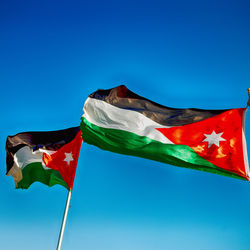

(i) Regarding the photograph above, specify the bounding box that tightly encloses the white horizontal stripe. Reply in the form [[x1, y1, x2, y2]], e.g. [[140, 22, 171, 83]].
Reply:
[[14, 146, 50, 170], [83, 98, 173, 144]]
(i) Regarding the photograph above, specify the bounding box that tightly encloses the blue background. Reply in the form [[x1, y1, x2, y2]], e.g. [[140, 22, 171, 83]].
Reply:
[[1, 0, 250, 249]]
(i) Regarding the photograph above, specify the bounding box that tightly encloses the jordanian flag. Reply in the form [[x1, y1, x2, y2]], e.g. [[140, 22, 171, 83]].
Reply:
[[6, 126, 82, 190], [80, 85, 249, 180]]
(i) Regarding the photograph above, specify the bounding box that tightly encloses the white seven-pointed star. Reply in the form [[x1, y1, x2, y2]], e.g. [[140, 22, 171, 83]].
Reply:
[[202, 131, 226, 148], [64, 152, 74, 165]]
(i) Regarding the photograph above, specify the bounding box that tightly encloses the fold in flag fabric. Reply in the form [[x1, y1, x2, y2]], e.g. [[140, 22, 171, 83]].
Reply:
[[81, 85, 250, 180], [6, 126, 82, 190]]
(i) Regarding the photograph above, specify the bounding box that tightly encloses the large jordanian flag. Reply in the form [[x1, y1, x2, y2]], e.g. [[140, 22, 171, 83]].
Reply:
[[6, 127, 82, 190], [81, 85, 250, 180]]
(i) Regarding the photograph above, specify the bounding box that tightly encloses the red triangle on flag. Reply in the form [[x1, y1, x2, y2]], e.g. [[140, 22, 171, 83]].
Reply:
[[42, 131, 82, 190], [156, 108, 248, 179]]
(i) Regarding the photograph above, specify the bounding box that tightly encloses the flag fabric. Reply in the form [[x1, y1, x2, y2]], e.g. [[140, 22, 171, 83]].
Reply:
[[80, 85, 249, 180], [6, 126, 82, 190]]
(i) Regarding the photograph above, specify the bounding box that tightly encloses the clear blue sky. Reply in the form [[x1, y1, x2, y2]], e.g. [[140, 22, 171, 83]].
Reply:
[[1, 0, 250, 249]]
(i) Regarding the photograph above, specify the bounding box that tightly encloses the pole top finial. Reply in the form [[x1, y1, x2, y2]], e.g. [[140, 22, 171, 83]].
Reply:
[[247, 89, 250, 107]]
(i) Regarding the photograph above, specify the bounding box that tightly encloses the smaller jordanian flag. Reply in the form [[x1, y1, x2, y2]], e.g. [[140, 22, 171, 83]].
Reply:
[[81, 85, 250, 180], [6, 126, 82, 190]]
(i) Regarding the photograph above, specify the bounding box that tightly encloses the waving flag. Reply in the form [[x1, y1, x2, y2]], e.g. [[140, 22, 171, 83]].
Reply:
[[80, 85, 249, 180], [6, 126, 82, 190]]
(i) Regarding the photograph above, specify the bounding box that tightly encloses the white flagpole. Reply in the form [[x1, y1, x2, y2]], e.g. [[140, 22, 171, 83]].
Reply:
[[56, 190, 72, 250]]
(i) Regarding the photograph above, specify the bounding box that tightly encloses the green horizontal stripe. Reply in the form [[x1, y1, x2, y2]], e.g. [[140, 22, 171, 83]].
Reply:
[[81, 117, 245, 180], [17, 162, 69, 190]]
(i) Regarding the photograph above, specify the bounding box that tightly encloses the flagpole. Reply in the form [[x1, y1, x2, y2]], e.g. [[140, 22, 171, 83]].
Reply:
[[247, 88, 250, 107], [56, 190, 72, 250]]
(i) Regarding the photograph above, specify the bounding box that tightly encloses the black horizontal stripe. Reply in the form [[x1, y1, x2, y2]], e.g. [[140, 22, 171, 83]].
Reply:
[[89, 85, 228, 126], [6, 126, 80, 174]]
